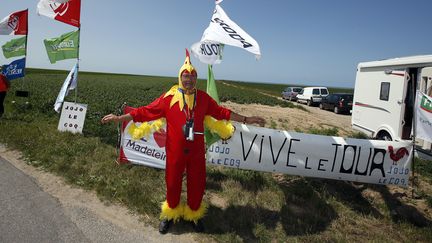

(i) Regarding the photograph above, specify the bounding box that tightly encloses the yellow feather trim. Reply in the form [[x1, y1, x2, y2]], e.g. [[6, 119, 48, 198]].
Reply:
[[163, 85, 178, 98], [183, 202, 208, 223], [170, 89, 184, 110], [160, 201, 184, 222], [128, 118, 166, 140], [163, 85, 194, 111], [204, 116, 235, 140]]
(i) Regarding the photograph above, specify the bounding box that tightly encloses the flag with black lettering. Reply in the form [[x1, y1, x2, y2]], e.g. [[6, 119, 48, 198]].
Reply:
[[201, 4, 261, 58], [191, 41, 224, 65]]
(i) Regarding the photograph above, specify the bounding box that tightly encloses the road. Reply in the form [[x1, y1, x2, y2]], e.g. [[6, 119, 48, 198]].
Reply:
[[0, 146, 197, 243]]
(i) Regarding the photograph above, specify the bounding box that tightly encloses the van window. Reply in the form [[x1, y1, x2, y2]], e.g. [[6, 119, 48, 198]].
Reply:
[[321, 89, 328, 95], [293, 88, 302, 92], [380, 82, 390, 101], [312, 89, 320, 95], [284, 88, 291, 92]]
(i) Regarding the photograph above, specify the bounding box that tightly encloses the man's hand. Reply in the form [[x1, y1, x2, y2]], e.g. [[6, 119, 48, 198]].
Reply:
[[101, 114, 119, 124], [245, 116, 266, 127]]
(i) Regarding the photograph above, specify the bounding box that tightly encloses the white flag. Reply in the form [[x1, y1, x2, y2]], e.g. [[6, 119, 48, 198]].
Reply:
[[54, 63, 79, 113], [201, 5, 261, 59], [37, 0, 81, 27], [415, 90, 432, 143], [191, 41, 224, 65], [0, 10, 28, 35]]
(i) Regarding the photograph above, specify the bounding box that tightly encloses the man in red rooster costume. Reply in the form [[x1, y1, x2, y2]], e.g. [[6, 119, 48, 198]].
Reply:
[[102, 50, 265, 234]]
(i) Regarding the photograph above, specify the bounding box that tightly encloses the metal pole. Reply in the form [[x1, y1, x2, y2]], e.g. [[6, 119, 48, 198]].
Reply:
[[22, 9, 29, 92], [411, 71, 417, 197], [74, 27, 80, 103]]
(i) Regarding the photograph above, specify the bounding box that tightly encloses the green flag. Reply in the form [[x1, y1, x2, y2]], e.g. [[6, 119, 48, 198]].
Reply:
[[2, 36, 26, 59], [207, 64, 220, 103], [205, 64, 222, 146], [44, 30, 79, 64]]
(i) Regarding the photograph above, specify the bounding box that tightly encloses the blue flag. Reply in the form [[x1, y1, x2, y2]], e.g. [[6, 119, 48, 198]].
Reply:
[[2, 57, 25, 80]]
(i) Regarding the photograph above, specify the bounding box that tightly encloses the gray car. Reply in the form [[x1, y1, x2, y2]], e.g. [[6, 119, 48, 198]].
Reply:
[[282, 87, 302, 101]]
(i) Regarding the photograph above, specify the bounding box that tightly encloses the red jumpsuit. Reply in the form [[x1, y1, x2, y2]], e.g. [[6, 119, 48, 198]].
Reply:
[[129, 90, 231, 210]]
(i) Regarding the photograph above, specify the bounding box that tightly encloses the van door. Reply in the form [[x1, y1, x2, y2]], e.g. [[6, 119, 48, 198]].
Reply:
[[401, 69, 417, 139], [381, 69, 409, 140]]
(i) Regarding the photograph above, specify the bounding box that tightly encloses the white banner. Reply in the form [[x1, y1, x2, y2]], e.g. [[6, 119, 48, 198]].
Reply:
[[58, 101, 87, 134], [201, 5, 261, 59], [191, 41, 224, 65], [54, 63, 78, 113], [0, 10, 27, 35], [416, 90, 432, 143], [119, 120, 413, 187]]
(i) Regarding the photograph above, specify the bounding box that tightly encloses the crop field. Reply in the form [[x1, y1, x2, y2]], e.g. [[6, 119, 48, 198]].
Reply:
[[6, 69, 304, 144]]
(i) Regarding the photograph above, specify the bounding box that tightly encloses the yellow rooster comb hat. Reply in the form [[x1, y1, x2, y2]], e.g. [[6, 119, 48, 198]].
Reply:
[[178, 49, 197, 89]]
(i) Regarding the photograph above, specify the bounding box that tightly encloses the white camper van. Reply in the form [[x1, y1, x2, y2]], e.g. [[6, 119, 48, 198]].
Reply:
[[352, 55, 432, 154]]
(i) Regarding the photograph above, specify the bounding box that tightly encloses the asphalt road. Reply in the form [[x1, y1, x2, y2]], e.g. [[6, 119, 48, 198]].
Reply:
[[0, 156, 88, 242], [0, 155, 195, 243]]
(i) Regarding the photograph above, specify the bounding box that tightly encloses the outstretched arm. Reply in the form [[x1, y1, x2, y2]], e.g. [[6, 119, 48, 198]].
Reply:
[[230, 112, 266, 127], [101, 113, 133, 124]]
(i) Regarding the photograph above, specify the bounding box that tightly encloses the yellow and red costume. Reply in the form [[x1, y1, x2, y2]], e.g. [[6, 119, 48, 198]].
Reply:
[[128, 51, 234, 223]]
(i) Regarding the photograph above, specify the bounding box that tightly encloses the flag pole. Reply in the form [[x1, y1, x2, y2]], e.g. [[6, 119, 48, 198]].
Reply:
[[74, 27, 80, 104], [21, 9, 29, 94], [411, 73, 417, 198]]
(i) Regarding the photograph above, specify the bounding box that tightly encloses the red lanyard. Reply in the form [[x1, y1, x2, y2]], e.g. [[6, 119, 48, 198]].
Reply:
[[180, 89, 196, 121]]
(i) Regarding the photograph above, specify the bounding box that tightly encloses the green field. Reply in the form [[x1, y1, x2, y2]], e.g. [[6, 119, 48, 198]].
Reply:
[[0, 69, 431, 242]]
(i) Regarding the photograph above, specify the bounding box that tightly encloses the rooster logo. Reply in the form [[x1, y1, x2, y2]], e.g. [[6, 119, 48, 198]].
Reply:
[[387, 146, 409, 165], [7, 15, 19, 31], [50, 1, 69, 17]]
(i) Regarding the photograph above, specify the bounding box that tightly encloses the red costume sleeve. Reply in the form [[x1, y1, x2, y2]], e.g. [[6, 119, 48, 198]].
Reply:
[[206, 94, 231, 120], [129, 93, 166, 122]]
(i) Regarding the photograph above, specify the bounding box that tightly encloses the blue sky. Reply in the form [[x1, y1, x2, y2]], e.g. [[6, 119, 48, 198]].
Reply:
[[1, 0, 431, 88]]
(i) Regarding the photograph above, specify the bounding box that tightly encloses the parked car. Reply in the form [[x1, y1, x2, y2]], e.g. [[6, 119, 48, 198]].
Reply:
[[319, 93, 353, 114], [296, 87, 329, 106], [281, 87, 302, 101]]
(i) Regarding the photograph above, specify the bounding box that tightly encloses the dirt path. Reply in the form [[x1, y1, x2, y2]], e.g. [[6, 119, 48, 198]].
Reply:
[[220, 81, 354, 136], [222, 101, 354, 137]]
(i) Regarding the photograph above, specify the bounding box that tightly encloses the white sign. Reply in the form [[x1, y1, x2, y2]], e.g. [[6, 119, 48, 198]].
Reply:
[[58, 101, 87, 133], [415, 90, 432, 143], [119, 120, 413, 187]]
